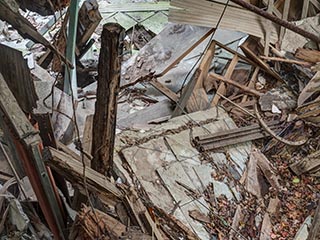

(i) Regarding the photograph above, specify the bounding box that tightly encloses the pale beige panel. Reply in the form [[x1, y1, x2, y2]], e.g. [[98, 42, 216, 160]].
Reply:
[[169, 0, 279, 43]]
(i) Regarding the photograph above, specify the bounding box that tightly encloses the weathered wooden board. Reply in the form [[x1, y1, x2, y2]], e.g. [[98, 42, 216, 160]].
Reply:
[[169, 0, 279, 43], [43, 147, 123, 206], [91, 23, 124, 176], [0, 44, 38, 113]]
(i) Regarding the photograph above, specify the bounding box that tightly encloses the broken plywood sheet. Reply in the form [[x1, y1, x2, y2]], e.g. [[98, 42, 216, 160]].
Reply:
[[119, 107, 251, 239], [121, 23, 212, 88], [169, 0, 279, 43]]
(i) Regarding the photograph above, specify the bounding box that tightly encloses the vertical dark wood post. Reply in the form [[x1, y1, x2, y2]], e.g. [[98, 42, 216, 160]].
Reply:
[[307, 202, 320, 240], [91, 23, 124, 177]]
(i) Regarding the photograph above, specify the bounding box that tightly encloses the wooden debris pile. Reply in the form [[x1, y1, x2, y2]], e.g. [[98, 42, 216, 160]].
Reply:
[[0, 0, 320, 239]]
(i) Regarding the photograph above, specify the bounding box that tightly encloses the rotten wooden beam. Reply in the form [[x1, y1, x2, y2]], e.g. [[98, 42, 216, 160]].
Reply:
[[91, 23, 124, 177], [69, 205, 127, 239]]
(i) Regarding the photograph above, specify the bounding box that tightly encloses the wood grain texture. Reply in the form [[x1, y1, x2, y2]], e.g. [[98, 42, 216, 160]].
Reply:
[[185, 41, 216, 113], [169, 0, 279, 43], [91, 23, 124, 176], [211, 55, 239, 106], [0, 44, 38, 113]]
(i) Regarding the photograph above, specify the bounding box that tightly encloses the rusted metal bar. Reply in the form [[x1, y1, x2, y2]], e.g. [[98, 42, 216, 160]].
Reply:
[[229, 0, 320, 43]]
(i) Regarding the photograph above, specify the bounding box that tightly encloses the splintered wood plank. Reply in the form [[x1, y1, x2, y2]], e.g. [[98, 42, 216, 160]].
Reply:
[[264, 0, 274, 56], [211, 55, 239, 107], [43, 147, 123, 205], [260, 198, 280, 240], [169, 0, 279, 43], [69, 205, 126, 239], [0, 73, 39, 141], [302, 0, 310, 19], [185, 41, 216, 113], [207, 72, 262, 97], [77, 0, 102, 50]]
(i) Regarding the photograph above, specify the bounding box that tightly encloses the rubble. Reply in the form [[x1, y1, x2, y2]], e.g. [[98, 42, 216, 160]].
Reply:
[[0, 0, 320, 239]]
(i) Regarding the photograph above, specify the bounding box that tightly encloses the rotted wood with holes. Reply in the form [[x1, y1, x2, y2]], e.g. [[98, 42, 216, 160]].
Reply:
[[91, 23, 125, 177]]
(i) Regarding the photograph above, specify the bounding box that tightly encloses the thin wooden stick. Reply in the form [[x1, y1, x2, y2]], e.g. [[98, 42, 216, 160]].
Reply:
[[216, 92, 255, 118], [208, 72, 263, 97], [254, 103, 307, 146], [260, 56, 312, 66]]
